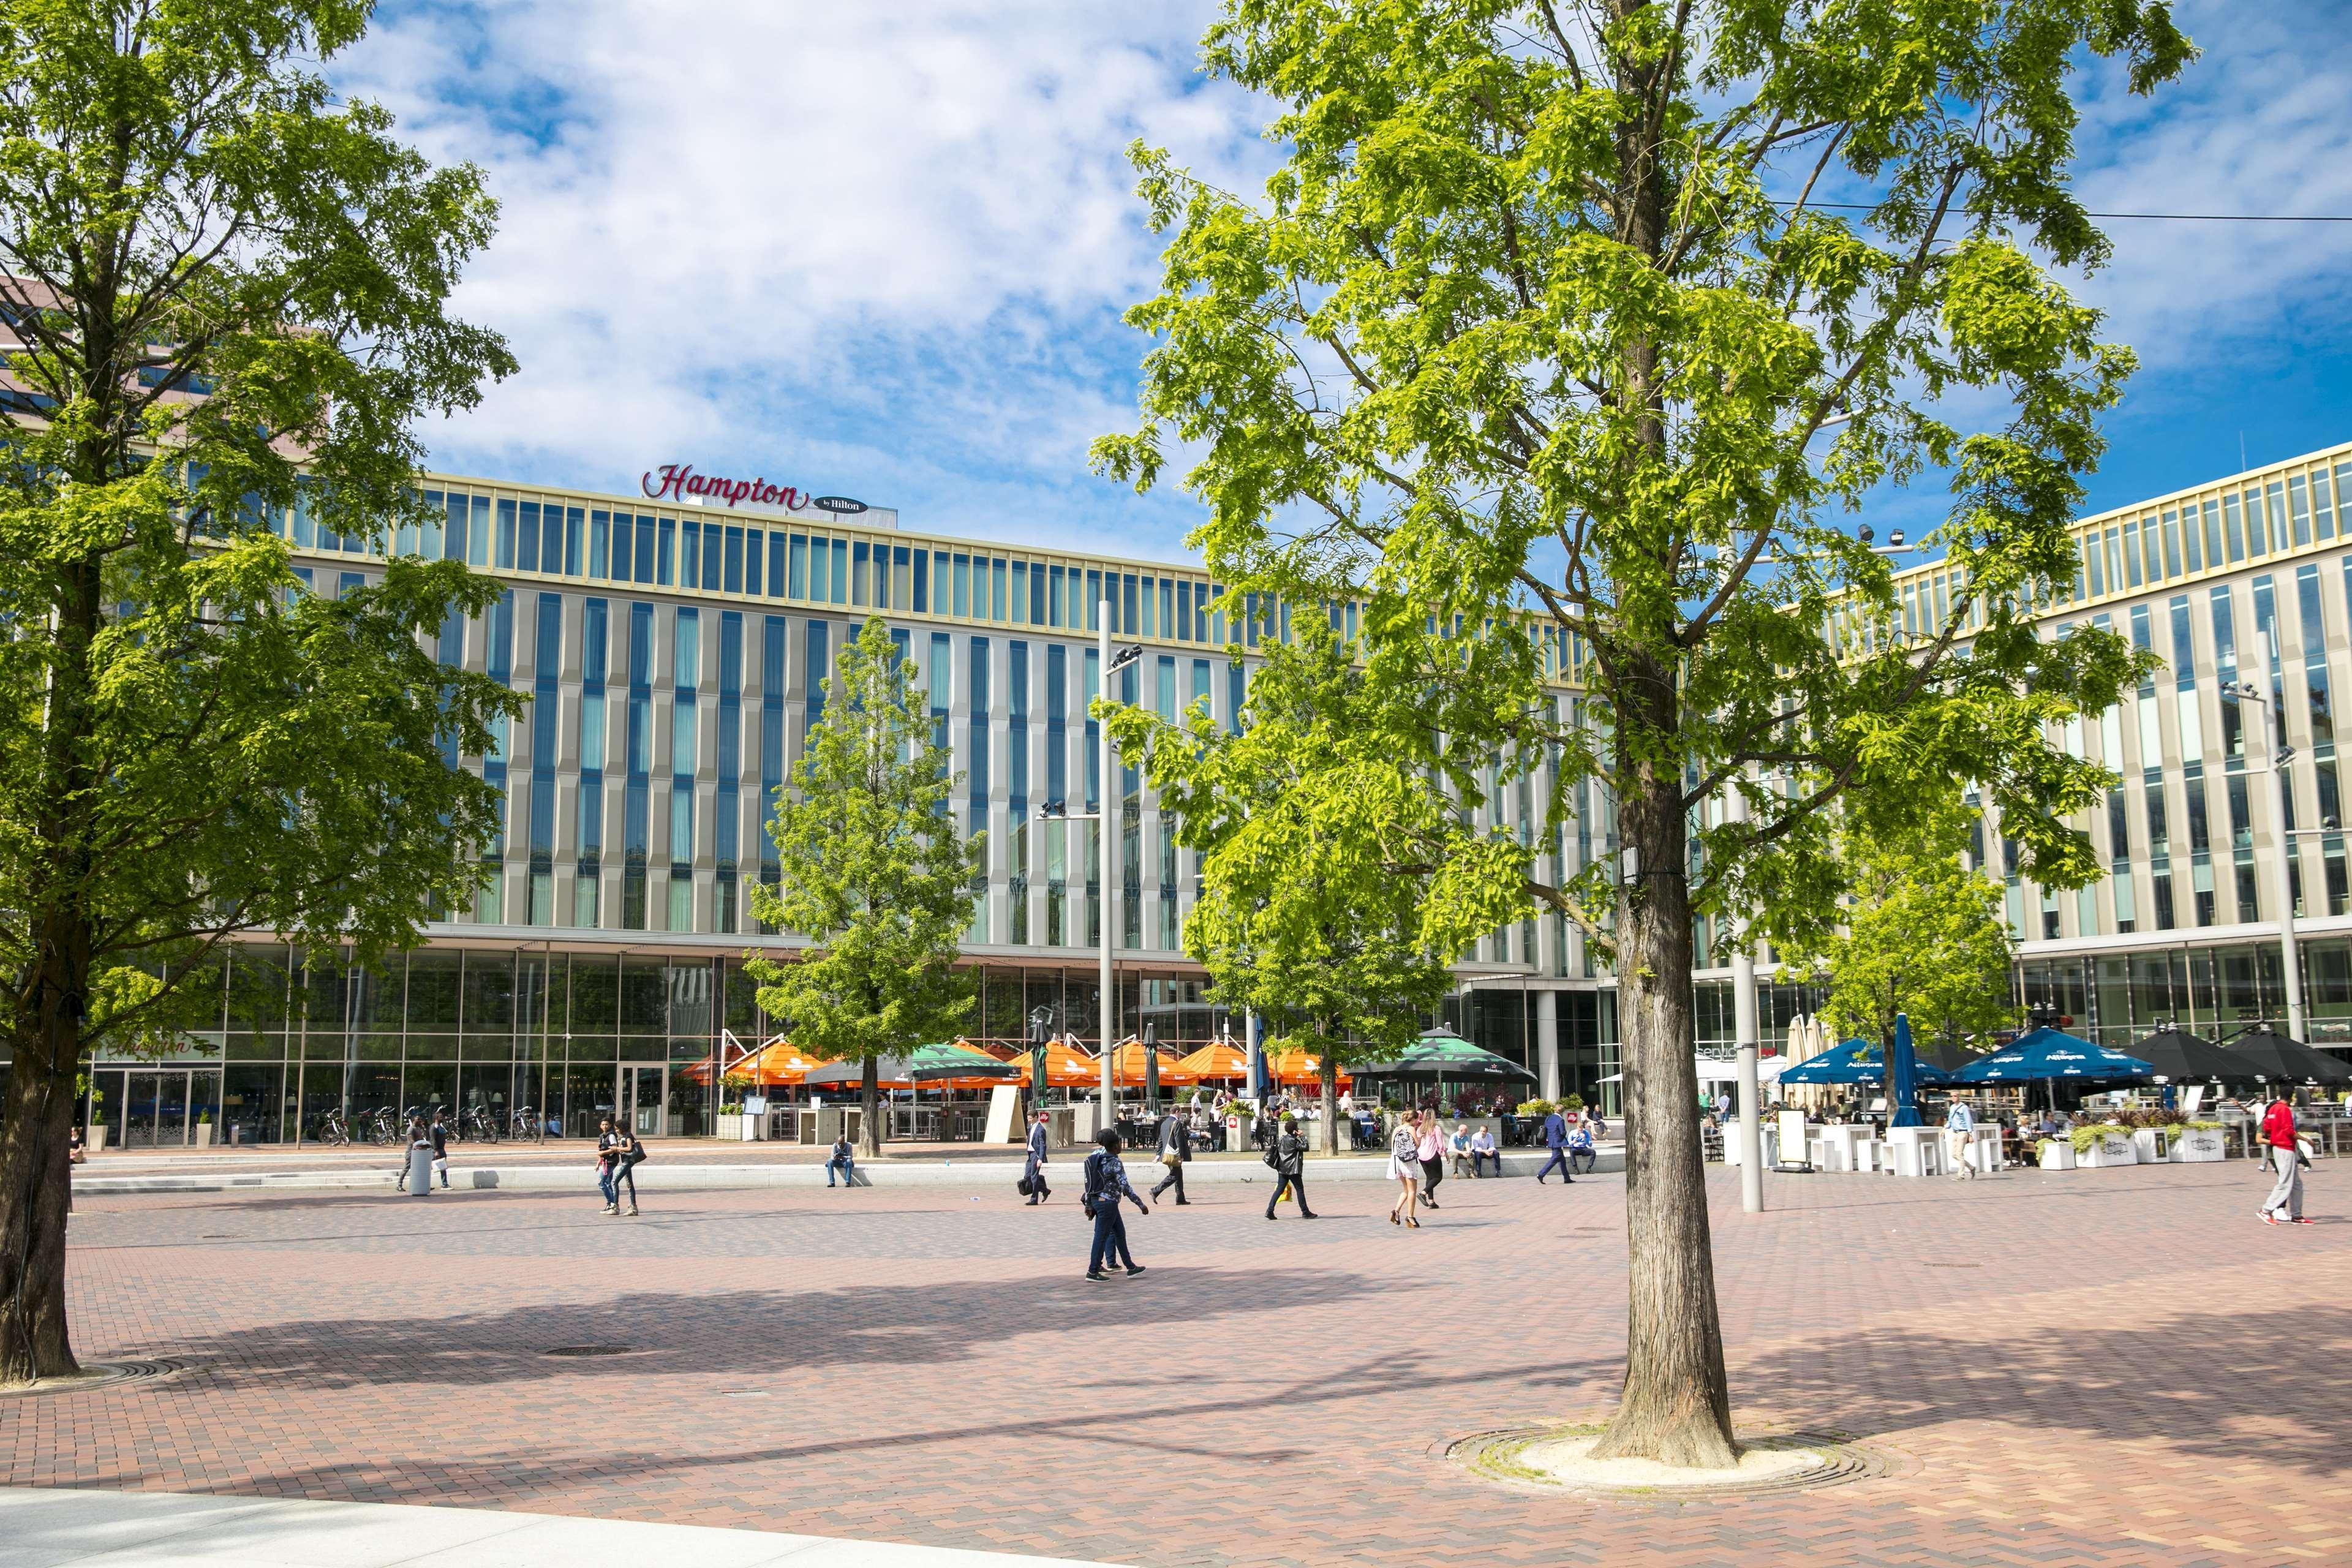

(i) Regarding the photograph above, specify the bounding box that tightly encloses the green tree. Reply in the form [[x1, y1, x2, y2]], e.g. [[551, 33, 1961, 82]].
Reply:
[[1800, 810, 2019, 1056], [748, 617, 978, 1157], [1096, 0, 2182, 1465], [1107, 618, 1492, 1157], [0, 0, 518, 1384]]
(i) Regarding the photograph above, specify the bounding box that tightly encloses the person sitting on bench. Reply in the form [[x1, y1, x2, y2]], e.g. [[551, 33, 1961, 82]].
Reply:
[[1567, 1119, 1597, 1175], [1469, 1124, 1500, 1178]]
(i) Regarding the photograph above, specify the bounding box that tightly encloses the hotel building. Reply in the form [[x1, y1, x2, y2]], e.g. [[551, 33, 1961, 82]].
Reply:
[[74, 441, 2352, 1148]]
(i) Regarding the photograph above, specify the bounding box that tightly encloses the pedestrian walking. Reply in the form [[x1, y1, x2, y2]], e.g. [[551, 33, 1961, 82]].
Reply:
[[594, 1116, 622, 1213], [428, 1107, 451, 1190], [1416, 1111, 1446, 1208], [1944, 1097, 1977, 1182], [1082, 1129, 1150, 1280], [606, 1114, 644, 1213], [1537, 1103, 1574, 1185], [1023, 1110, 1052, 1204], [1150, 1105, 1191, 1205], [1388, 1110, 1423, 1228], [2259, 1090, 2310, 1226], [1265, 1114, 1317, 1219]]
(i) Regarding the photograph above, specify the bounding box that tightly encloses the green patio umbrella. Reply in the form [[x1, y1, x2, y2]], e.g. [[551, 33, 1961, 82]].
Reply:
[[905, 1042, 1020, 1084], [1354, 1028, 1538, 1083]]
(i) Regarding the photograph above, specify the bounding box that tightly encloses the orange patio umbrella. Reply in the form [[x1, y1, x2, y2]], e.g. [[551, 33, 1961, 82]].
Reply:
[[1174, 1041, 1249, 1080], [1105, 1039, 1199, 1088], [1267, 1048, 1352, 1090], [725, 1039, 821, 1088], [988, 1035, 1099, 1088]]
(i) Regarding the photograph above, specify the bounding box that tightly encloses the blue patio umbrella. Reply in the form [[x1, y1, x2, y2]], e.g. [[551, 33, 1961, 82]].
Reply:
[[1951, 1027, 2154, 1087], [1779, 1036, 1954, 1087]]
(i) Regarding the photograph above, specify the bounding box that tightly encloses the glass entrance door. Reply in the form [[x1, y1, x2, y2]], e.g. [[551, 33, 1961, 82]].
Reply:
[[124, 1071, 190, 1149], [622, 1065, 665, 1139]]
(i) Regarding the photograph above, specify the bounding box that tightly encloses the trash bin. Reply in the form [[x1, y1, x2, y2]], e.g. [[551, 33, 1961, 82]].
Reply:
[[405, 1143, 434, 1196]]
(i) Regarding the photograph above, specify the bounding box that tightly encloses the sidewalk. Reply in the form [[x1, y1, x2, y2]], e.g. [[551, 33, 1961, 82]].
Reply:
[[0, 1488, 1121, 1568]]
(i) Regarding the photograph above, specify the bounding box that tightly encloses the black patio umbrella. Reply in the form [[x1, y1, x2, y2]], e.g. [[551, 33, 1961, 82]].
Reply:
[[2222, 1027, 2352, 1086], [2133, 1025, 2270, 1085]]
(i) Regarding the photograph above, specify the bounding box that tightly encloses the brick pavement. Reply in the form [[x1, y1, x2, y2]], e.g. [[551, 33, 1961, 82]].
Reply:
[[6, 1158, 2348, 1567]]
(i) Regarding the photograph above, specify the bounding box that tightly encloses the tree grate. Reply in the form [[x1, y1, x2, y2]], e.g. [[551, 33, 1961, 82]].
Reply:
[[1441, 1421, 1907, 1504], [0, 1357, 193, 1399]]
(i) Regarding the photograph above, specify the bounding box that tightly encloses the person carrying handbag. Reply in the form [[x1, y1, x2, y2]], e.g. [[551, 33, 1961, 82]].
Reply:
[[1150, 1107, 1191, 1205], [1264, 1115, 1316, 1220]]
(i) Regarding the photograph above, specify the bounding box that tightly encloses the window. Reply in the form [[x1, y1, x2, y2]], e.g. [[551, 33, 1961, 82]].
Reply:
[[527, 594, 561, 925], [802, 619, 830, 750], [758, 617, 787, 929], [715, 612, 742, 934], [477, 590, 516, 924], [1009, 641, 1030, 944], [672, 608, 700, 932], [622, 603, 653, 930], [969, 638, 991, 832], [576, 599, 607, 927]]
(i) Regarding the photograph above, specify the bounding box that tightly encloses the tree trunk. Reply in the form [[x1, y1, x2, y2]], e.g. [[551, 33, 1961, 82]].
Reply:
[[1319, 1054, 1338, 1158], [0, 1036, 82, 1385], [861, 1055, 882, 1158], [1590, 727, 1738, 1468]]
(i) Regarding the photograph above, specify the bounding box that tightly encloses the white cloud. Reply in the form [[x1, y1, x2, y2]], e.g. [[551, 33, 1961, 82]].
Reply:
[[338, 1, 2352, 564], [336, 0, 1264, 559]]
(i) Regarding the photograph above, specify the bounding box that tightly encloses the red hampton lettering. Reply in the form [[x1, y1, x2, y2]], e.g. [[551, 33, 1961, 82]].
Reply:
[[639, 464, 809, 511]]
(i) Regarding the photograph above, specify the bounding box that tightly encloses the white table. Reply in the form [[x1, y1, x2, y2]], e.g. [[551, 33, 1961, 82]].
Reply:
[[1816, 1124, 1872, 1173]]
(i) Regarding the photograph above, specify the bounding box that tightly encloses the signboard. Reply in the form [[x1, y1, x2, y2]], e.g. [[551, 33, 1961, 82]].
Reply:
[[641, 462, 810, 511], [813, 495, 869, 515]]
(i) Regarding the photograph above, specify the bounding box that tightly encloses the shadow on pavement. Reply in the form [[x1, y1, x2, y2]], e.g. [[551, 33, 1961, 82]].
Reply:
[[1742, 1298, 2352, 1479]]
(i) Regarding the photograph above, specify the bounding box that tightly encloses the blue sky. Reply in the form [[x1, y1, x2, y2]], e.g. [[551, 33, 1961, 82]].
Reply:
[[342, 0, 2352, 569]]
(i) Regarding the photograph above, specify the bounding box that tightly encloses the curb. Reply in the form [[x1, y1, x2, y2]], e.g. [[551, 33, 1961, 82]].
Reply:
[[74, 1148, 1623, 1197]]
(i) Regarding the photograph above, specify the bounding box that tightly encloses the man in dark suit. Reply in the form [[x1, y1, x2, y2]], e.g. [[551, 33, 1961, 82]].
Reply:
[[1537, 1104, 1574, 1185], [1023, 1110, 1052, 1205], [1149, 1106, 1192, 1205]]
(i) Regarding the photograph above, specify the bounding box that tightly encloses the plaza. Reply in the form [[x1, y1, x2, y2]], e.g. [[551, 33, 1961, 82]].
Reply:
[[6, 1159, 2346, 1567]]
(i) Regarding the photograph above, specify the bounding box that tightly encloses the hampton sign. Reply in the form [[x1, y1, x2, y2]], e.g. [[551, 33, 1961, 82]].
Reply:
[[640, 463, 869, 516]]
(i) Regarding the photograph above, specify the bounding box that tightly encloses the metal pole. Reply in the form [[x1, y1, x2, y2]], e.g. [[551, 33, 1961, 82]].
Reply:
[[1735, 941, 1764, 1213], [2264, 692, 2308, 1039], [1099, 596, 1116, 1117]]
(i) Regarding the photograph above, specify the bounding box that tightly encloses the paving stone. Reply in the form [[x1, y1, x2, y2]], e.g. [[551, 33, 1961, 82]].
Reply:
[[1, 1162, 2337, 1567]]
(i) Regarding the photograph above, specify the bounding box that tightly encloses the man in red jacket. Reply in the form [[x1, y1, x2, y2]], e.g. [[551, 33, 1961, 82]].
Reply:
[[2259, 1092, 2309, 1226]]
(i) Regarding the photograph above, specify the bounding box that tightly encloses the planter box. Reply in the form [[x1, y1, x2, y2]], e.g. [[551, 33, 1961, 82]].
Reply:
[[2038, 1141, 2076, 1170], [2169, 1128, 2226, 1163], [86, 1124, 106, 1155], [2079, 1131, 2136, 1168], [192, 1122, 214, 1148], [2131, 1128, 2168, 1165]]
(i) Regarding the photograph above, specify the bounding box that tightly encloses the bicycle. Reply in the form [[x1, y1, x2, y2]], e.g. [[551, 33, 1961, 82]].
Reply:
[[462, 1104, 501, 1144], [366, 1106, 400, 1146], [508, 1105, 543, 1143], [314, 1109, 352, 1146]]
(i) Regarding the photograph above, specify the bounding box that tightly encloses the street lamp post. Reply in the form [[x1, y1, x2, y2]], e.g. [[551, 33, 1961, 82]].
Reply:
[[1041, 605, 1143, 1126], [2226, 672, 2307, 1040]]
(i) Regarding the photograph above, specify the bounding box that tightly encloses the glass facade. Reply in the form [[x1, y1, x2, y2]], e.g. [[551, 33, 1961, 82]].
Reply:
[[83, 443, 2352, 1140]]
